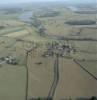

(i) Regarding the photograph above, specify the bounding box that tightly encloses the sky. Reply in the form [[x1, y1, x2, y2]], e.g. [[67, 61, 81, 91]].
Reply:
[[0, 0, 96, 5]]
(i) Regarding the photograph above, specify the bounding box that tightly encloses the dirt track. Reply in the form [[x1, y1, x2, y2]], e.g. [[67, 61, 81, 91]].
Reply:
[[48, 55, 59, 98], [54, 58, 97, 100]]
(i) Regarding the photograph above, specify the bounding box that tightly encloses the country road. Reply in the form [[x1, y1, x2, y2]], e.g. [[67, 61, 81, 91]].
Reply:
[[48, 54, 59, 99]]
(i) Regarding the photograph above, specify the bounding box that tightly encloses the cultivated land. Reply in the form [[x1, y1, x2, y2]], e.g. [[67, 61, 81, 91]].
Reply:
[[54, 58, 97, 100], [0, 2, 97, 100]]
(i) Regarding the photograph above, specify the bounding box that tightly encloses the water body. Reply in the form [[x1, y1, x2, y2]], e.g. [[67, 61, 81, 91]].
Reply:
[[19, 11, 33, 23]]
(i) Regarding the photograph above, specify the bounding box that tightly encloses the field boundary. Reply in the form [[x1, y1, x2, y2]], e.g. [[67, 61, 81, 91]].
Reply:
[[73, 59, 97, 81]]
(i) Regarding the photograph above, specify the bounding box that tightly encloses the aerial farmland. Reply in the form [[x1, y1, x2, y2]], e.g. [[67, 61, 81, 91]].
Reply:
[[0, 1, 97, 100]]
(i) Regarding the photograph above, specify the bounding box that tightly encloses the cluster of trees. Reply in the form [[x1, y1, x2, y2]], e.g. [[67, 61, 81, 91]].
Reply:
[[65, 20, 96, 25], [31, 15, 41, 28], [37, 26, 46, 36], [29, 97, 52, 100], [29, 97, 97, 100], [31, 15, 46, 36], [75, 11, 97, 14], [4, 8, 22, 14], [0, 26, 5, 29]]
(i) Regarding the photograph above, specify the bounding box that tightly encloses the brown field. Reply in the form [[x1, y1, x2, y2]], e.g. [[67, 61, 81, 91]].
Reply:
[[27, 55, 54, 98], [54, 58, 97, 100]]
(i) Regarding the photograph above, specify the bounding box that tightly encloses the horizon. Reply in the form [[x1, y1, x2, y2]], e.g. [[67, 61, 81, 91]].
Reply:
[[0, 0, 96, 5]]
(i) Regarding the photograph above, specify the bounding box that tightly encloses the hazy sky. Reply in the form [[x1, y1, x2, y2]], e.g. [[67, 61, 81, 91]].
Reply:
[[0, 0, 96, 4]]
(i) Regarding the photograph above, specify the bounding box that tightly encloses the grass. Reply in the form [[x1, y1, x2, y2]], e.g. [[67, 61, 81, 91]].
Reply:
[[0, 64, 26, 100]]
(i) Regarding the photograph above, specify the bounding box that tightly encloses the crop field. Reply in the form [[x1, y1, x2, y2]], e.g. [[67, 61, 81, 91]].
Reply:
[[0, 37, 16, 57], [27, 55, 54, 98], [0, 64, 26, 100], [4, 29, 29, 37], [75, 60, 97, 77], [0, 20, 25, 27], [54, 58, 97, 99], [39, 16, 72, 36], [0, 36, 27, 100], [0, 2, 97, 100], [38, 7, 97, 37], [69, 40, 97, 60], [0, 27, 24, 35], [0, 32, 42, 100]]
